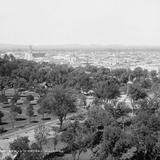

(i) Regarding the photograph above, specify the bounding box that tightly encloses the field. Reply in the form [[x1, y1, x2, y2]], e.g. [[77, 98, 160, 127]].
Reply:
[[0, 89, 58, 135], [0, 102, 56, 134]]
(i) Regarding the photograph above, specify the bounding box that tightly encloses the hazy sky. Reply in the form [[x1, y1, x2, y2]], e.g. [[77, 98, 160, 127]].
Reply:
[[0, 0, 160, 46]]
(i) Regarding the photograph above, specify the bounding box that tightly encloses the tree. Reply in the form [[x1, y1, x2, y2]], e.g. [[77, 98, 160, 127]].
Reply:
[[9, 136, 30, 160], [11, 93, 20, 104], [111, 68, 128, 81], [85, 92, 160, 160], [42, 86, 76, 129], [35, 85, 47, 97], [2, 156, 13, 160], [29, 143, 43, 160], [9, 136, 44, 160], [26, 95, 34, 102], [133, 67, 144, 80], [78, 94, 86, 107], [121, 147, 137, 160], [0, 77, 10, 95], [38, 97, 51, 120], [9, 54, 16, 61], [129, 85, 147, 111], [10, 104, 22, 128], [115, 102, 132, 130], [37, 107, 46, 120], [140, 78, 152, 89], [0, 94, 8, 103], [94, 80, 120, 104], [62, 121, 89, 160], [92, 125, 133, 160], [3, 54, 10, 62], [53, 132, 58, 151], [11, 78, 19, 93], [77, 73, 93, 92], [131, 104, 160, 160], [0, 111, 4, 124], [0, 126, 5, 134], [150, 70, 158, 82], [87, 105, 108, 130], [151, 82, 160, 98], [26, 104, 34, 123], [34, 124, 49, 149]]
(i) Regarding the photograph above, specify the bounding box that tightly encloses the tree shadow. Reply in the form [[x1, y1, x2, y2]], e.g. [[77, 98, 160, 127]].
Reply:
[[0, 122, 8, 125], [42, 117, 51, 120], [0, 129, 8, 134], [3, 105, 10, 108], [31, 120, 39, 123], [17, 125, 25, 129], [16, 118, 26, 121]]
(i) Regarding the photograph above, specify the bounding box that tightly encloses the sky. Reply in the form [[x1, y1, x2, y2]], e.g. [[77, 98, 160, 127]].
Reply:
[[0, 0, 160, 46]]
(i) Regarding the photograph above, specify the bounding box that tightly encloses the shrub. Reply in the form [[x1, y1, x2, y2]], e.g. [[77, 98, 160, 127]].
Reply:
[[26, 95, 34, 101], [0, 95, 8, 103], [0, 126, 5, 134], [3, 156, 12, 160], [68, 113, 86, 121]]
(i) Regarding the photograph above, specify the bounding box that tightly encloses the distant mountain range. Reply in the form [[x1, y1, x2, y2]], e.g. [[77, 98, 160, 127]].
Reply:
[[0, 43, 160, 50]]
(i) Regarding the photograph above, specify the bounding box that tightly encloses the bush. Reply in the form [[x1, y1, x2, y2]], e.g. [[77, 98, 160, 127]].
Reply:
[[0, 110, 4, 124], [60, 121, 73, 132], [0, 95, 8, 103], [3, 156, 12, 160], [11, 94, 20, 103], [68, 113, 86, 121], [26, 95, 34, 101], [0, 126, 5, 134]]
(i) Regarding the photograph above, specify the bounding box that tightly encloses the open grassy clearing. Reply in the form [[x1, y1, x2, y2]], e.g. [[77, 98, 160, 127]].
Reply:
[[0, 102, 57, 135]]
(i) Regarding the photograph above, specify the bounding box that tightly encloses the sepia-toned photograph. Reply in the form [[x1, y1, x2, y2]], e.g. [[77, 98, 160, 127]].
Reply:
[[0, 0, 160, 160]]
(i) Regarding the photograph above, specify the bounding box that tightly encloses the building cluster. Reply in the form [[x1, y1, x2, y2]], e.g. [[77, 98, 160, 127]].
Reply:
[[1, 48, 160, 70]]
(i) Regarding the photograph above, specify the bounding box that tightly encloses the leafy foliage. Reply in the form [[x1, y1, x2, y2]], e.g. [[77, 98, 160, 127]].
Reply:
[[129, 85, 147, 101], [9, 136, 30, 160], [34, 124, 49, 149], [10, 104, 22, 128], [0, 94, 8, 103], [26, 104, 34, 123], [9, 136, 43, 160], [26, 94, 34, 101], [41, 86, 76, 129], [62, 121, 91, 160], [0, 110, 4, 124], [93, 80, 120, 103]]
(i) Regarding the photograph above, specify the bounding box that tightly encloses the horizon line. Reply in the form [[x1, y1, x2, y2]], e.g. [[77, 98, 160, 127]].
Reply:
[[1, 43, 160, 49]]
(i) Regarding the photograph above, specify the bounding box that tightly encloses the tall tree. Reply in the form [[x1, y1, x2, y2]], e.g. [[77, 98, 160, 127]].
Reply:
[[115, 102, 132, 130], [34, 124, 49, 149], [38, 96, 51, 120], [42, 86, 76, 129], [10, 104, 22, 128], [87, 105, 108, 130], [62, 121, 89, 160], [133, 67, 144, 80], [26, 104, 34, 123], [94, 80, 120, 104]]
